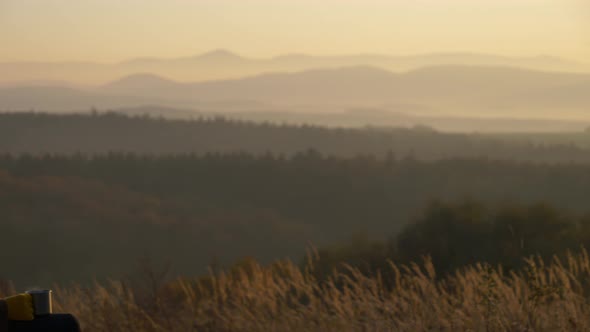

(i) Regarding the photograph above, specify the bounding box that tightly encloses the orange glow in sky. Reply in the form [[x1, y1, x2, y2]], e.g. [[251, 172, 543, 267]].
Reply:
[[0, 0, 587, 62]]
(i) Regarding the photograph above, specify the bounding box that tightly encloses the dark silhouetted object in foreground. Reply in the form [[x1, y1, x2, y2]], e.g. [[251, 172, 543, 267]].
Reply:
[[8, 314, 80, 332]]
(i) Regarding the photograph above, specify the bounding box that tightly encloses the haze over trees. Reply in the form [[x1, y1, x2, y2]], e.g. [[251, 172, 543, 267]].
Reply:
[[2, 50, 588, 134], [1, 112, 590, 161], [2, 64, 590, 123]]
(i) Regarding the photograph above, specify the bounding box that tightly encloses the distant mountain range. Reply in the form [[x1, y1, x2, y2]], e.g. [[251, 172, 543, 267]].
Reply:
[[0, 50, 587, 85], [1, 65, 587, 121]]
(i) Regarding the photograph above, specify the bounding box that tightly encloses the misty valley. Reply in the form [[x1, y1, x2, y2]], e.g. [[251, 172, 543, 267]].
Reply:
[[1, 3, 590, 328], [1, 110, 590, 329]]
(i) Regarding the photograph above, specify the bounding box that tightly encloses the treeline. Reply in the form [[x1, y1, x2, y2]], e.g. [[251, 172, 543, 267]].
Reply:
[[1, 112, 590, 162], [2, 153, 590, 286], [316, 200, 590, 280]]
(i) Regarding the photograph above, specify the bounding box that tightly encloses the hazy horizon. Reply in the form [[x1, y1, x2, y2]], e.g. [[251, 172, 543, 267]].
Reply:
[[0, 49, 588, 86], [1, 0, 589, 131], [1, 0, 588, 63], [0, 49, 586, 66]]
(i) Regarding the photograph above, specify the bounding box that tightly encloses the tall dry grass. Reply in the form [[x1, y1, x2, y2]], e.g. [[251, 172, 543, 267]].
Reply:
[[4, 250, 590, 331]]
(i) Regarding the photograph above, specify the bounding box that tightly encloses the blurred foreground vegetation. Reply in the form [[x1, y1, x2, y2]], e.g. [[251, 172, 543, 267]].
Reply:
[[3, 249, 590, 331]]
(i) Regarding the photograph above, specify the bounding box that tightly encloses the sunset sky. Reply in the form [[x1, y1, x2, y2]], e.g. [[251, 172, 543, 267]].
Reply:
[[0, 0, 588, 63]]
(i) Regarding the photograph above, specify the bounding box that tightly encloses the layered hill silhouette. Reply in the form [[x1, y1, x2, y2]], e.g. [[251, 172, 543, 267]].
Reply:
[[1, 65, 589, 120], [0, 86, 171, 111], [101, 65, 590, 106], [0, 50, 586, 85]]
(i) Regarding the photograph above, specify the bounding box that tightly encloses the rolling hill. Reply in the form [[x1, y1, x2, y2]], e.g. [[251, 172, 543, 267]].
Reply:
[[0, 50, 586, 85], [99, 65, 589, 109], [1, 65, 589, 120]]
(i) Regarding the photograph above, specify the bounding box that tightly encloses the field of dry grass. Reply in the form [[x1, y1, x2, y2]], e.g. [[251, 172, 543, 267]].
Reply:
[[4, 250, 590, 331]]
